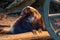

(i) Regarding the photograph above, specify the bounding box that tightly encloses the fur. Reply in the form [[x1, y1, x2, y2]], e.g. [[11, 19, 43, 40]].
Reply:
[[10, 6, 44, 34]]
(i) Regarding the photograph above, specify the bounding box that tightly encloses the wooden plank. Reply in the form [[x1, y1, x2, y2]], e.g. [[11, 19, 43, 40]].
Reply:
[[0, 31, 51, 40], [5, 0, 36, 13], [6, 0, 26, 9]]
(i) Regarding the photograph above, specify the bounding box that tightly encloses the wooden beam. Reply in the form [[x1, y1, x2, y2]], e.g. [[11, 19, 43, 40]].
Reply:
[[0, 31, 51, 40], [5, 0, 36, 13]]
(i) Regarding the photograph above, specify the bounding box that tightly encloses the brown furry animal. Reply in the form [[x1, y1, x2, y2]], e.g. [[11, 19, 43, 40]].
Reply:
[[10, 6, 44, 34]]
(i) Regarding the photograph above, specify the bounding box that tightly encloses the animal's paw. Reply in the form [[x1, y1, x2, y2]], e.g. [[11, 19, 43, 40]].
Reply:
[[38, 29, 42, 33], [32, 30, 37, 35]]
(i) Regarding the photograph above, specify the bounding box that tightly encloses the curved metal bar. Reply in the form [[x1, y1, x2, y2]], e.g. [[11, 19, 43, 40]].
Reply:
[[43, 0, 60, 40]]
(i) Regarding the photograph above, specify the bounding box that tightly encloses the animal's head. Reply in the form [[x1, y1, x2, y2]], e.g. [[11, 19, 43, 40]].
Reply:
[[20, 6, 33, 16], [20, 6, 41, 19]]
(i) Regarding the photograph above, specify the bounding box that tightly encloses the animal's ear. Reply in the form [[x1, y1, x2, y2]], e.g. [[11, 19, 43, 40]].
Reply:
[[26, 6, 31, 10]]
